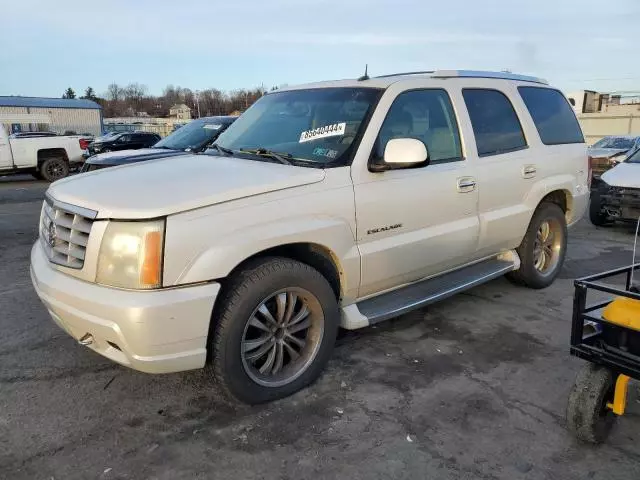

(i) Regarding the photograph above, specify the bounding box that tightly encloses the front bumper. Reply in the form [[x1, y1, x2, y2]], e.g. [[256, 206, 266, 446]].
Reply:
[[595, 184, 640, 221], [30, 242, 219, 373]]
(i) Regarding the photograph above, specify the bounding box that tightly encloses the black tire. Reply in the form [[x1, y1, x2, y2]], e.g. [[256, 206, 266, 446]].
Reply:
[[40, 156, 69, 182], [566, 364, 617, 444], [507, 202, 567, 289], [589, 192, 609, 227], [208, 257, 340, 404]]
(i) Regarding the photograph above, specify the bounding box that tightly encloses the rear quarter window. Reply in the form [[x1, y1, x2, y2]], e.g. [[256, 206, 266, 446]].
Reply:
[[518, 87, 584, 145]]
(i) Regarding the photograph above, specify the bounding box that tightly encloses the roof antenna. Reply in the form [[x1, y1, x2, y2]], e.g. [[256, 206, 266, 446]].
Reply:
[[358, 64, 369, 81]]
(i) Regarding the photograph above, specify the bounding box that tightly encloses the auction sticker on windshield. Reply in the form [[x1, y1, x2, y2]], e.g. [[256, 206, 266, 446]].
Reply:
[[299, 122, 346, 143], [203, 124, 223, 130]]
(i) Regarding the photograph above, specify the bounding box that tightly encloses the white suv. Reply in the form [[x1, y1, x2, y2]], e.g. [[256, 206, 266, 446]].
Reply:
[[30, 70, 589, 403]]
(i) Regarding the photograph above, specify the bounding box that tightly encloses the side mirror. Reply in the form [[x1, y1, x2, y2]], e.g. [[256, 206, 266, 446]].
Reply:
[[371, 138, 428, 172]]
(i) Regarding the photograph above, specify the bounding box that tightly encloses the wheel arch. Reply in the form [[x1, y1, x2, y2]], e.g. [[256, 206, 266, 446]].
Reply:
[[37, 148, 69, 169], [539, 188, 572, 220], [221, 242, 343, 301]]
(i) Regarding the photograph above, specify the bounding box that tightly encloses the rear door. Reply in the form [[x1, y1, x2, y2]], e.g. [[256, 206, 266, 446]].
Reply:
[[460, 86, 538, 257]]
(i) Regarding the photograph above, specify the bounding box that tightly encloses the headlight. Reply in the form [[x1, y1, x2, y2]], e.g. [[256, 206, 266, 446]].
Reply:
[[96, 220, 165, 289]]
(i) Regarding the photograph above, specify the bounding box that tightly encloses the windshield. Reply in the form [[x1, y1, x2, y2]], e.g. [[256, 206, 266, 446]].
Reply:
[[154, 118, 229, 150], [96, 133, 121, 142], [212, 87, 382, 165], [626, 147, 640, 163], [592, 136, 635, 149]]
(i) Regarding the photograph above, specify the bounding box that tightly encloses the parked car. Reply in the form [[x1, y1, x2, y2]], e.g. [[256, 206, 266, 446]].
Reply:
[[0, 124, 85, 181], [86, 131, 161, 155], [588, 135, 640, 178], [81, 116, 236, 172], [31, 70, 588, 404], [590, 146, 640, 225]]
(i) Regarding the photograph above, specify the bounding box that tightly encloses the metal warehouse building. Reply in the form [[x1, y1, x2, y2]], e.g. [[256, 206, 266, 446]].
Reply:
[[0, 96, 103, 136]]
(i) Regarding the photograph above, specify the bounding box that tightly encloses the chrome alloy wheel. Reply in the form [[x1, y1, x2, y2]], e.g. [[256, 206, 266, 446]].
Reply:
[[533, 218, 563, 275], [240, 288, 324, 387]]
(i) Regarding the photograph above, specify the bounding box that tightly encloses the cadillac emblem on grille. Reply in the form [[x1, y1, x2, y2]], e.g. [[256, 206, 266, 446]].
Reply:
[[46, 222, 57, 248]]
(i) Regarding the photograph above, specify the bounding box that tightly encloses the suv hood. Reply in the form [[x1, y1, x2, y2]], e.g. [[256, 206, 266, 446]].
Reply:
[[87, 148, 188, 166], [588, 147, 628, 158], [49, 154, 326, 219], [601, 162, 640, 188]]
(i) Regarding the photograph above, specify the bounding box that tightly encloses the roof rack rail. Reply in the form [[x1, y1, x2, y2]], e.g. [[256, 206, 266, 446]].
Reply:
[[374, 71, 435, 79], [431, 70, 548, 85]]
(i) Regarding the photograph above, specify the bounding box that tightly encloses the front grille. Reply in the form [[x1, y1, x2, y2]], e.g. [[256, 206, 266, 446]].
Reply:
[[40, 196, 97, 269]]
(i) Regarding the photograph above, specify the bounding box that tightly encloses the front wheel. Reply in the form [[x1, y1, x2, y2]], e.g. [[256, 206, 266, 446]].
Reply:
[[589, 192, 610, 227], [507, 202, 567, 289], [566, 364, 617, 444], [208, 257, 340, 404]]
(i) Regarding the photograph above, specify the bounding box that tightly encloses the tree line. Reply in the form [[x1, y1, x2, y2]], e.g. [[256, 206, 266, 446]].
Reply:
[[62, 83, 282, 118]]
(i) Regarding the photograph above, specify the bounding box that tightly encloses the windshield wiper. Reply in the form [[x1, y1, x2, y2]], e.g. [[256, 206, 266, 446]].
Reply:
[[209, 143, 235, 156], [154, 145, 174, 150], [239, 148, 292, 166]]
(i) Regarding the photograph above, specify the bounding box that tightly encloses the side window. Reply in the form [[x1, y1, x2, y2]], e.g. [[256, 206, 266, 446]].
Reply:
[[518, 87, 584, 145], [119, 134, 131, 142], [375, 89, 462, 164], [462, 89, 527, 157]]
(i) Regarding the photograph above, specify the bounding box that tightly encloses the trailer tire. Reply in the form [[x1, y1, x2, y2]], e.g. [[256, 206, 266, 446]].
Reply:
[[566, 363, 617, 444]]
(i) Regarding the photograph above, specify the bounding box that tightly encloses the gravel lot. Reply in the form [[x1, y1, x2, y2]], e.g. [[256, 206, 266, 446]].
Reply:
[[1, 178, 639, 480]]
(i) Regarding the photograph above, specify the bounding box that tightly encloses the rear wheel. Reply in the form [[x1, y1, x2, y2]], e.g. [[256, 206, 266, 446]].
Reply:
[[567, 364, 617, 444], [507, 202, 567, 289], [208, 257, 339, 404], [40, 156, 69, 182]]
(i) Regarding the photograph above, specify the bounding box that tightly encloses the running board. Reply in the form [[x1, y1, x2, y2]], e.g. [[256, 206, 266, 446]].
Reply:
[[354, 256, 517, 327]]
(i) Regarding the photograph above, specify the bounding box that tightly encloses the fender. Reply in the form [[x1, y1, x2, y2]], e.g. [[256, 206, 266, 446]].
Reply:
[[163, 198, 361, 303]]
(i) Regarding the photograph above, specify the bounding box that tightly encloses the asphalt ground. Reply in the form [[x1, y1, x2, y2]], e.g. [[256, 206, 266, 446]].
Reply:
[[1, 177, 639, 479]]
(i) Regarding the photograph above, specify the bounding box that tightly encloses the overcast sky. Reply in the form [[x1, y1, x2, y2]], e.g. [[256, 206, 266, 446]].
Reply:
[[2, 0, 639, 98]]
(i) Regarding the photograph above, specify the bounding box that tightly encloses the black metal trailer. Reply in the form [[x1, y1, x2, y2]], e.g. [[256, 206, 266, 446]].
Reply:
[[568, 263, 640, 443]]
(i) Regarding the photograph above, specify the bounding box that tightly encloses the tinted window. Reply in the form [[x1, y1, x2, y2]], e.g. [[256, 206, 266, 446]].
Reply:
[[375, 89, 462, 163], [462, 89, 527, 156], [518, 87, 584, 145]]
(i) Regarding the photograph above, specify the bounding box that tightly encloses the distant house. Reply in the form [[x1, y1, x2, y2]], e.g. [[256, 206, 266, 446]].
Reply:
[[169, 104, 191, 120]]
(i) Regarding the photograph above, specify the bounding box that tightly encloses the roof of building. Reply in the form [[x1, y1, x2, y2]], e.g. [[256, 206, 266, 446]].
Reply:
[[170, 104, 190, 110], [0, 96, 102, 110]]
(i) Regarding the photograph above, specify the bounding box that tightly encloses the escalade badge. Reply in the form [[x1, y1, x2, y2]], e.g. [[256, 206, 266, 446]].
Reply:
[[367, 223, 402, 235]]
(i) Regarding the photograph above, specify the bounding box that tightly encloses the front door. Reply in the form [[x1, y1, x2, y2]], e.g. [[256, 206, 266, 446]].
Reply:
[[352, 88, 480, 298]]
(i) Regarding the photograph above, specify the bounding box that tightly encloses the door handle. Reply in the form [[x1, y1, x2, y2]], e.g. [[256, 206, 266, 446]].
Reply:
[[457, 177, 476, 193], [523, 165, 537, 179]]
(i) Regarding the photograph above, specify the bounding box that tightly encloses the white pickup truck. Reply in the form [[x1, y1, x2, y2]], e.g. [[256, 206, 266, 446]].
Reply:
[[0, 124, 85, 181]]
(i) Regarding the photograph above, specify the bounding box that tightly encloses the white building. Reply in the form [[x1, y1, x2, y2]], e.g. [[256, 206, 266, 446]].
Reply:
[[0, 96, 103, 136]]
